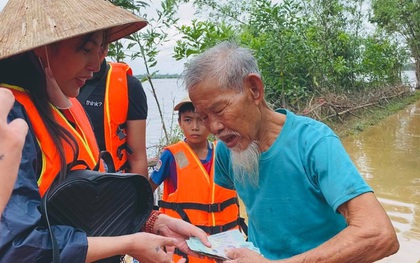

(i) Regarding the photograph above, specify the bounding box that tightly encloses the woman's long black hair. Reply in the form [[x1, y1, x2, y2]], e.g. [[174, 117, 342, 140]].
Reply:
[[0, 31, 110, 184], [0, 51, 78, 183]]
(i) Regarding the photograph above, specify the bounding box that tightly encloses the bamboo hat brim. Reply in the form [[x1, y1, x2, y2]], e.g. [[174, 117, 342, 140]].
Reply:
[[0, 0, 148, 60]]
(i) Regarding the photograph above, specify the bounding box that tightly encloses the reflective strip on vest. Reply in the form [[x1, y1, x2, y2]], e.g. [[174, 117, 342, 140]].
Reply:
[[4, 84, 101, 196]]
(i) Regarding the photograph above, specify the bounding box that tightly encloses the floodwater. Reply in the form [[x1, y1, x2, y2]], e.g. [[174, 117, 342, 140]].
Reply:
[[238, 98, 420, 262], [341, 98, 420, 263]]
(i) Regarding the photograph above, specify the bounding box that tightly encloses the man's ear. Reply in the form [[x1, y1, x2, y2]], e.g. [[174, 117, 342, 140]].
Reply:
[[244, 73, 264, 105]]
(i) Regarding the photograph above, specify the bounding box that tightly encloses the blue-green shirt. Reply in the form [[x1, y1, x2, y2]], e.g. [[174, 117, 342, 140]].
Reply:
[[215, 109, 372, 259]]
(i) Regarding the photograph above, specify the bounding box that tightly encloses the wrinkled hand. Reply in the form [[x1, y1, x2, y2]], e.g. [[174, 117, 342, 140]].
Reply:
[[128, 232, 183, 263], [224, 247, 268, 263], [153, 214, 211, 258]]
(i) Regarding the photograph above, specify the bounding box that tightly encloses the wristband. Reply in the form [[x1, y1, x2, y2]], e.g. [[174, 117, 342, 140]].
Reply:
[[143, 210, 162, 233]]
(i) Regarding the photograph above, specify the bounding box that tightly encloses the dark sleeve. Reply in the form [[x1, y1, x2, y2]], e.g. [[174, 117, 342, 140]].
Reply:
[[0, 102, 88, 262], [127, 74, 148, 120]]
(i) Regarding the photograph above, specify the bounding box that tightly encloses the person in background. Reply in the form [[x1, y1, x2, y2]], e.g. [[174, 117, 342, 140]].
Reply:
[[183, 41, 399, 263], [78, 49, 148, 176], [0, 88, 28, 215], [149, 95, 241, 263], [0, 0, 210, 262]]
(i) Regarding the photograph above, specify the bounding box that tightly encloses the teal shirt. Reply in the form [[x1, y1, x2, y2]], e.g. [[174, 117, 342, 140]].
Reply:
[[215, 109, 372, 259]]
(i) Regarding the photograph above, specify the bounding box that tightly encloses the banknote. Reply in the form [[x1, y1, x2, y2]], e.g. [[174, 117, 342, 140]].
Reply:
[[186, 229, 260, 260]]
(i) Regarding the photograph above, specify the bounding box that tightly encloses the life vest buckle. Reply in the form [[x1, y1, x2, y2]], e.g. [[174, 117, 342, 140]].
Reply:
[[117, 143, 133, 160], [208, 203, 222, 212], [117, 126, 126, 140]]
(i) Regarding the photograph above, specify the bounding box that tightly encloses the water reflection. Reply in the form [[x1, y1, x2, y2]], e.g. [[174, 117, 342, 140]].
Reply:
[[341, 98, 420, 262]]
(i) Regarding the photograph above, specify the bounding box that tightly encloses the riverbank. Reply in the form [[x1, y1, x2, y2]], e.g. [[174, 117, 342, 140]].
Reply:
[[324, 89, 420, 138]]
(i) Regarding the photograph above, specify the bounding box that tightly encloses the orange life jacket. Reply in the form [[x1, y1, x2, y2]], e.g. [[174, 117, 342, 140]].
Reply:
[[159, 141, 240, 263], [5, 84, 102, 197], [103, 62, 133, 172]]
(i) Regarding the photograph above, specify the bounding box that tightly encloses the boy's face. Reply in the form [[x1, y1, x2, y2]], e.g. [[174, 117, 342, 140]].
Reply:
[[179, 110, 210, 144]]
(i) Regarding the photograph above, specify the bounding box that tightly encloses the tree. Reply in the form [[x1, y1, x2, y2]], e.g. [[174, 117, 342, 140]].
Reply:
[[371, 0, 420, 88], [174, 0, 410, 109]]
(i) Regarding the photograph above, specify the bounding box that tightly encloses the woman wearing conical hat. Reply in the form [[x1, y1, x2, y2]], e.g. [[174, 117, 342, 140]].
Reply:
[[0, 0, 210, 262]]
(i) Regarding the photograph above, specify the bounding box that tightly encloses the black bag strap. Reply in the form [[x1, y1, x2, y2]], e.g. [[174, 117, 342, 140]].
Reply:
[[93, 150, 116, 173], [41, 189, 60, 263], [77, 82, 97, 105]]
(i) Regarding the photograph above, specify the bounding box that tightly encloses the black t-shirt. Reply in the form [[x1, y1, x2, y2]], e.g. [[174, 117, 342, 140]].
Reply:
[[77, 60, 148, 151]]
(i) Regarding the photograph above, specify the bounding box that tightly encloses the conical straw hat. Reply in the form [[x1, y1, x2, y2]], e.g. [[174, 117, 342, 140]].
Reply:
[[0, 0, 147, 60]]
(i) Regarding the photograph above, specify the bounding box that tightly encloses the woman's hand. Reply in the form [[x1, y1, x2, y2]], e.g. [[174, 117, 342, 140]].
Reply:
[[88, 231, 192, 263], [127, 232, 179, 263], [0, 88, 28, 214], [153, 214, 211, 257]]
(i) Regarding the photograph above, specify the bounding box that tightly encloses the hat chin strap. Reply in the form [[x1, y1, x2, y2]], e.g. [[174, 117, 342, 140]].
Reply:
[[41, 47, 72, 110]]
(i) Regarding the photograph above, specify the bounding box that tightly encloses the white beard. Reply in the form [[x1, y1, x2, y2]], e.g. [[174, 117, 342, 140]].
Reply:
[[230, 141, 260, 187]]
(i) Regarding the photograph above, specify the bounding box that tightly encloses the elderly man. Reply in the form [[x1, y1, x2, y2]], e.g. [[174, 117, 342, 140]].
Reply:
[[183, 41, 399, 263]]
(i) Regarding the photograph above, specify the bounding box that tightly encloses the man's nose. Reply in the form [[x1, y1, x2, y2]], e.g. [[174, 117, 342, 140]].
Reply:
[[208, 117, 224, 135]]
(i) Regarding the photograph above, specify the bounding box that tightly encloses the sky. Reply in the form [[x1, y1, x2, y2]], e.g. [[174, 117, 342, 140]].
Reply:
[[0, 0, 376, 75], [0, 0, 198, 75]]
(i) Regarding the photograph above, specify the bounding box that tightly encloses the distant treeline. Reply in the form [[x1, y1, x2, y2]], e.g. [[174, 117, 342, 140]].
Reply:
[[135, 74, 180, 79]]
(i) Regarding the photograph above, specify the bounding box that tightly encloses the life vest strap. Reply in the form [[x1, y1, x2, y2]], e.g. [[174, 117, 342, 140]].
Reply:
[[117, 160, 131, 173], [116, 123, 127, 140], [174, 248, 189, 262], [197, 219, 239, 235], [158, 197, 238, 213], [117, 142, 133, 160]]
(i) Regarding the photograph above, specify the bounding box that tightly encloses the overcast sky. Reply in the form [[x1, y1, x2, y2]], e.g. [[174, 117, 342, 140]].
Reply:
[[0, 0, 375, 75], [0, 0, 197, 75]]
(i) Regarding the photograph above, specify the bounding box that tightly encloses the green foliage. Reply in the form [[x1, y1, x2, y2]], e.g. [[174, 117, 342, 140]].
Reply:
[[174, 0, 410, 109], [359, 34, 409, 87], [370, 0, 420, 85], [173, 20, 237, 60]]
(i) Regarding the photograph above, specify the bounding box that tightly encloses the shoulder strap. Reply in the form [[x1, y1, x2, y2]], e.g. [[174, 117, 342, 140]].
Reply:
[[77, 83, 96, 105], [92, 150, 116, 173], [41, 190, 61, 263]]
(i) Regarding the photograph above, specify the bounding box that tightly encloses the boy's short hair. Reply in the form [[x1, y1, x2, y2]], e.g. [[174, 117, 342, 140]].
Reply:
[[178, 102, 195, 120]]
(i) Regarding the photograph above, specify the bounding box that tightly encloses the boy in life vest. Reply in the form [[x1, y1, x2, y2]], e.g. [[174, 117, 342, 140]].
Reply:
[[148, 95, 242, 263]]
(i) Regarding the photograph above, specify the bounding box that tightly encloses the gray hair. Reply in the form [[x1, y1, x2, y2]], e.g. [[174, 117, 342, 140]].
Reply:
[[183, 41, 261, 92]]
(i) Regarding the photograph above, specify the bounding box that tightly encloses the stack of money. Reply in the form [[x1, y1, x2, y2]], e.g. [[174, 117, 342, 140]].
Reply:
[[186, 229, 260, 260]]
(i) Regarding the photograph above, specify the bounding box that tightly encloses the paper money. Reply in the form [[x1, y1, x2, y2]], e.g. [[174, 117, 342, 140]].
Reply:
[[186, 229, 260, 260]]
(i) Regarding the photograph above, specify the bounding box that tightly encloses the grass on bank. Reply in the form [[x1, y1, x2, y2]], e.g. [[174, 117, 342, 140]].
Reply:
[[325, 90, 420, 138]]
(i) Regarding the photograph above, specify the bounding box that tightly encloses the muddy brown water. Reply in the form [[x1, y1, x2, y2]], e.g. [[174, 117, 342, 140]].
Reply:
[[238, 99, 420, 262], [342, 99, 420, 263]]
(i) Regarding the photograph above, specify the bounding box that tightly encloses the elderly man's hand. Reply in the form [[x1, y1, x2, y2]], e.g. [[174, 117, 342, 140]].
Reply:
[[223, 247, 269, 263]]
